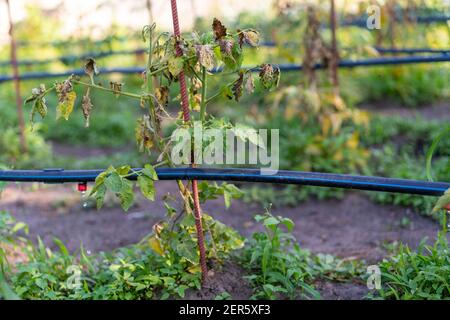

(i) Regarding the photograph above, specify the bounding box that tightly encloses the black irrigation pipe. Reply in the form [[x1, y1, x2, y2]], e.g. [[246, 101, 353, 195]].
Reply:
[[0, 48, 147, 67], [341, 15, 450, 27], [374, 47, 450, 55], [0, 168, 448, 196], [258, 41, 450, 55], [1, 54, 449, 83]]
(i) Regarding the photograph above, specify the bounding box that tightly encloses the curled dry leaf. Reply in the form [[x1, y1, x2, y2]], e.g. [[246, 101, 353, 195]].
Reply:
[[244, 73, 255, 94], [219, 39, 234, 56], [135, 115, 154, 153], [231, 72, 244, 102], [155, 86, 169, 108], [109, 81, 123, 97], [30, 97, 47, 126], [259, 64, 280, 90], [212, 18, 227, 41], [28, 84, 48, 127], [26, 83, 46, 104], [238, 29, 260, 48], [195, 45, 215, 70], [82, 87, 93, 127]]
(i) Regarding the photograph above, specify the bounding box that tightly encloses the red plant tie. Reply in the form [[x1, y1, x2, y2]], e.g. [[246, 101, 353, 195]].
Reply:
[[170, 0, 208, 284]]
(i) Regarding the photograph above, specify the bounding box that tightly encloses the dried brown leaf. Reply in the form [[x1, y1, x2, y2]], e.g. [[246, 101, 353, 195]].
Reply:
[[195, 45, 215, 70], [82, 87, 93, 127], [232, 72, 244, 102], [212, 18, 227, 41], [84, 58, 99, 82]]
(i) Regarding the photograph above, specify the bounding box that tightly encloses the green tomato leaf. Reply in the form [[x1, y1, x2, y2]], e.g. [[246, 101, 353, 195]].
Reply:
[[142, 164, 158, 180], [176, 241, 198, 264], [105, 172, 123, 193], [118, 180, 134, 211], [168, 56, 184, 77], [432, 189, 450, 213], [94, 184, 106, 209], [138, 175, 155, 201]]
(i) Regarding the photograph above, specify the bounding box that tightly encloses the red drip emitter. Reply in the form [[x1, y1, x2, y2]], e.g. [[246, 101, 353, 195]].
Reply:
[[77, 182, 87, 192]]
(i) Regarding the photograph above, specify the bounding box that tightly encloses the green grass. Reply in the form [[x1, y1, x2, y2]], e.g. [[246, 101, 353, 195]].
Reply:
[[349, 64, 449, 107], [373, 227, 450, 300], [239, 211, 364, 299]]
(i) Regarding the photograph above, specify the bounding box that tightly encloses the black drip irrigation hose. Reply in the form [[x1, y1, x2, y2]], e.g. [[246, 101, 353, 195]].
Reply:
[[0, 168, 448, 196], [259, 41, 450, 55], [341, 15, 450, 27], [0, 49, 146, 67], [0, 54, 449, 83], [374, 47, 450, 55]]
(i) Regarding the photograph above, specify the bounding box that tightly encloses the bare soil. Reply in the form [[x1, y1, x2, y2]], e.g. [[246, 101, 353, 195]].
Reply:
[[360, 99, 450, 121]]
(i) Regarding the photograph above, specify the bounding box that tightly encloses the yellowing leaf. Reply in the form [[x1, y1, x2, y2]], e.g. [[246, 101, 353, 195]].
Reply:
[[305, 144, 322, 156], [346, 132, 360, 150], [321, 116, 331, 135], [155, 86, 169, 107], [333, 150, 343, 161], [168, 56, 184, 77], [432, 188, 450, 213], [148, 236, 164, 256], [187, 265, 201, 274], [56, 91, 76, 121], [332, 94, 346, 111]]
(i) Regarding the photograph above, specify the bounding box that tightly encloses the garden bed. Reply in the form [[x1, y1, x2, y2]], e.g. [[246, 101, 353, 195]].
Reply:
[[1, 180, 446, 299]]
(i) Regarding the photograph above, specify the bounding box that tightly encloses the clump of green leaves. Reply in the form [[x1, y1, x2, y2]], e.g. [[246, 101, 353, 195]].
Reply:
[[0, 211, 28, 300], [5, 208, 244, 300], [146, 204, 244, 273], [240, 211, 364, 300], [426, 127, 450, 213], [373, 230, 450, 300], [89, 164, 158, 211]]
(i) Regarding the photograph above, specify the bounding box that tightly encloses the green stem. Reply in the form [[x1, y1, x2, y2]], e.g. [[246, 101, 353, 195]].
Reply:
[[200, 67, 207, 122], [72, 80, 142, 100], [205, 77, 242, 105], [146, 30, 154, 93]]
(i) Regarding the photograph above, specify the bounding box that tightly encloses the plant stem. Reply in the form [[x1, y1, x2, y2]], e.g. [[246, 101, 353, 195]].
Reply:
[[205, 77, 240, 104], [200, 67, 207, 122], [72, 80, 142, 100], [6, 0, 26, 153]]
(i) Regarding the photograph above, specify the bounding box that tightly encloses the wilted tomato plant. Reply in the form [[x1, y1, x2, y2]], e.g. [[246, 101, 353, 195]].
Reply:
[[25, 19, 280, 282]]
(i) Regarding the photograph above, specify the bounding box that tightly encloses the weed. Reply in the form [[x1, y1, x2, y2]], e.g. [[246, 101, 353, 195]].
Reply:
[[240, 210, 364, 299]]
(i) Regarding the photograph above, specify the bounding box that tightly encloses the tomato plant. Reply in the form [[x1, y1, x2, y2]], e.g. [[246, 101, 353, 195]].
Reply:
[[24, 18, 279, 283]]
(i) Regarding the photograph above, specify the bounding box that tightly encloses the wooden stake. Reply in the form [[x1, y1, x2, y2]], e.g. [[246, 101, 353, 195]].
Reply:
[[6, 0, 27, 153]]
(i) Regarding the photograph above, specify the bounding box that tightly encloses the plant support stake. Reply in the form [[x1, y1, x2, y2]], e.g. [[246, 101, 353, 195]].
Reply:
[[6, 0, 26, 153], [169, 0, 208, 284]]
